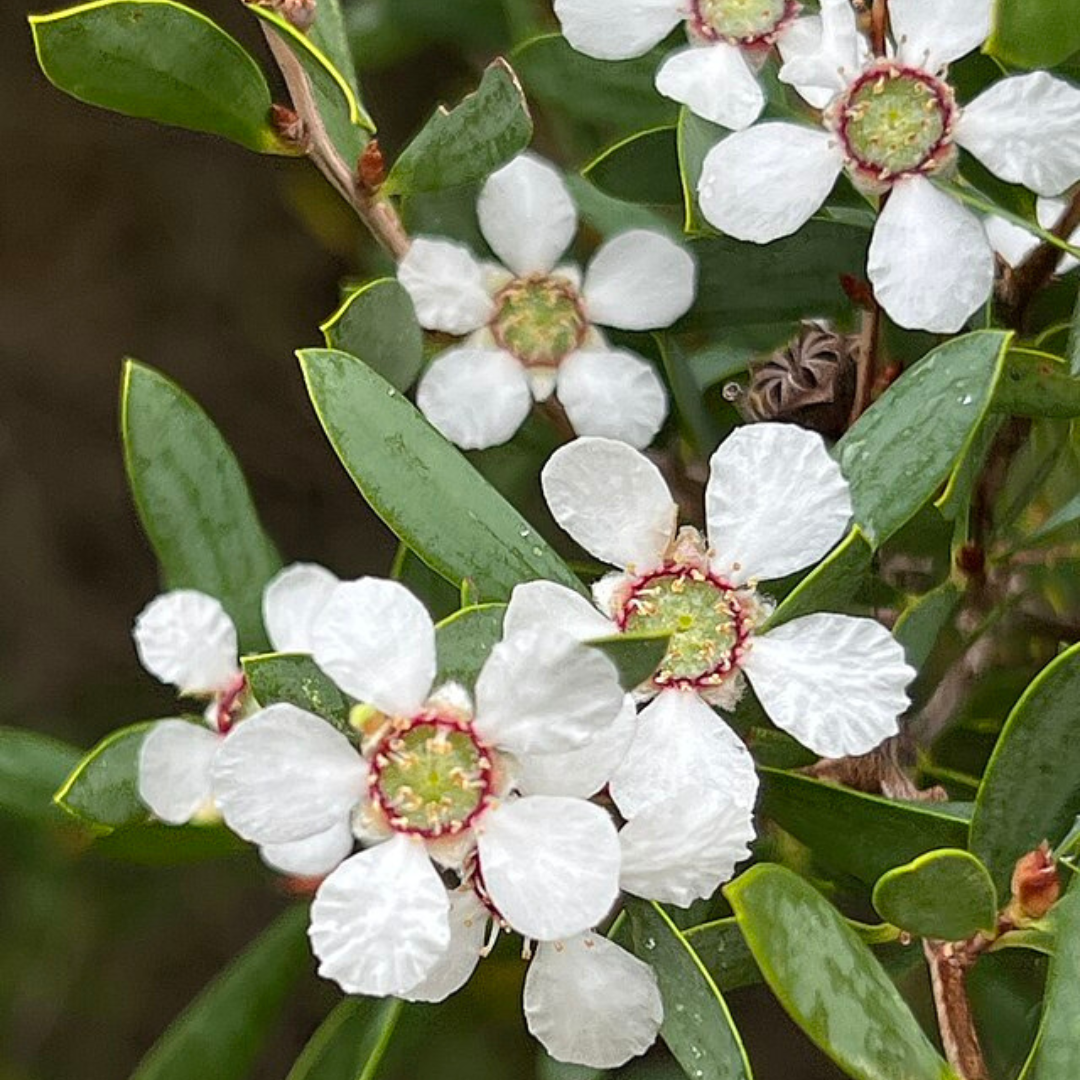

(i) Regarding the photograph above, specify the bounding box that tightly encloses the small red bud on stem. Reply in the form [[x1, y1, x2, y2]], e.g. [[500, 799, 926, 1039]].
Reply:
[[358, 140, 386, 193], [1009, 843, 1060, 921], [270, 104, 308, 149]]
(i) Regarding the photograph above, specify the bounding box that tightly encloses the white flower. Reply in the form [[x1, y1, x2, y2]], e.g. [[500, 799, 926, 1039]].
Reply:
[[697, 0, 1080, 332], [399, 153, 696, 451], [985, 197, 1080, 273], [210, 577, 625, 996]]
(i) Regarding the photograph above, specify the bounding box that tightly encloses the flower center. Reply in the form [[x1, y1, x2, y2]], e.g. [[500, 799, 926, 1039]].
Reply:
[[369, 715, 493, 838], [490, 275, 587, 368], [619, 567, 749, 689], [690, 0, 797, 44], [836, 63, 955, 180]]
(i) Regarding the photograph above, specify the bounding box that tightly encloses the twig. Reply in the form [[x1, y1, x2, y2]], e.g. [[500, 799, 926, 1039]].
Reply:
[[870, 0, 889, 57], [848, 299, 880, 425], [923, 940, 991, 1080]]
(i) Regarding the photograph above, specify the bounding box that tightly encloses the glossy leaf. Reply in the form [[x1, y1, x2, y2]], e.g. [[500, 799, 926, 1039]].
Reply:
[[682, 917, 760, 993], [582, 128, 681, 206], [434, 604, 507, 690], [971, 641, 1080, 895], [0, 727, 81, 824], [677, 107, 726, 232], [586, 632, 670, 693], [320, 279, 424, 393], [30, 0, 285, 153], [626, 898, 754, 1080], [654, 333, 726, 456], [307, 0, 360, 100], [242, 652, 352, 730], [285, 997, 404, 1080], [565, 175, 678, 241], [384, 60, 532, 195], [994, 349, 1080, 419], [130, 906, 310, 1080], [727, 864, 956, 1080], [893, 581, 963, 671], [54, 722, 154, 829], [299, 348, 585, 601], [121, 360, 281, 651], [872, 849, 998, 941], [836, 331, 1012, 547], [986, 0, 1080, 69]]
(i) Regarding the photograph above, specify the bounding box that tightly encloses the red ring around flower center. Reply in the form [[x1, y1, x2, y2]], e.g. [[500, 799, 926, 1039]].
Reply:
[[688, 0, 800, 47]]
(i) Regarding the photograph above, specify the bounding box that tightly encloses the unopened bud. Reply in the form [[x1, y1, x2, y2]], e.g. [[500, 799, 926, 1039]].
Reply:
[[277, 0, 316, 30], [1010, 843, 1060, 920], [358, 139, 386, 193], [270, 104, 307, 149]]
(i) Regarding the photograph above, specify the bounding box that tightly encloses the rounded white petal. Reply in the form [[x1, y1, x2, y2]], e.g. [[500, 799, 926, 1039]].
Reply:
[[477, 154, 577, 276], [474, 628, 623, 755], [984, 213, 1039, 270], [541, 436, 677, 572], [583, 230, 696, 330], [778, 0, 861, 100], [311, 578, 436, 715], [557, 349, 668, 450], [477, 796, 620, 941], [138, 719, 220, 825], [260, 820, 354, 877], [515, 694, 638, 799], [1037, 197, 1080, 273], [619, 790, 755, 906], [503, 580, 616, 644], [705, 423, 851, 585], [397, 237, 494, 335], [891, 0, 991, 70], [524, 935, 663, 1069], [133, 590, 238, 696], [416, 346, 532, 450], [743, 613, 914, 757], [211, 703, 365, 844], [609, 689, 759, 818], [309, 836, 451, 996], [867, 176, 994, 333], [698, 124, 843, 243], [262, 563, 339, 655], [656, 43, 764, 131], [401, 888, 488, 1003], [956, 73, 1080, 198], [552, 0, 682, 59]]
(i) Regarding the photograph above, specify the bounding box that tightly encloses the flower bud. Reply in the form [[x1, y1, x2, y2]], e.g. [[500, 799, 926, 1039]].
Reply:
[[1009, 843, 1060, 920]]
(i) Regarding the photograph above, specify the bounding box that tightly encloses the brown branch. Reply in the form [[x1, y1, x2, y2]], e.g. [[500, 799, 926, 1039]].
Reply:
[[923, 940, 990, 1080], [870, 0, 889, 57]]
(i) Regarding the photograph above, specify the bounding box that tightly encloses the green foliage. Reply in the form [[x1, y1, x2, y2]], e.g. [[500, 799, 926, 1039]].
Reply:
[[681, 917, 761, 993], [586, 632, 670, 693], [0, 727, 81, 824], [994, 350, 1080, 419], [986, 0, 1080, 68], [285, 997, 404, 1080], [583, 128, 682, 206], [242, 653, 353, 729], [54, 722, 154, 829], [435, 604, 507, 689]]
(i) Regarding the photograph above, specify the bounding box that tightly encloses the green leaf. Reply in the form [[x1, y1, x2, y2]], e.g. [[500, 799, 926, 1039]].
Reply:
[[93, 822, 244, 864], [243, 652, 352, 730], [320, 279, 424, 393], [1068, 286, 1080, 378], [655, 333, 727, 456], [383, 59, 532, 195], [682, 917, 760, 993], [121, 360, 281, 650], [872, 849, 998, 941], [30, 0, 285, 153], [130, 906, 310, 1080], [759, 768, 970, 884], [54, 722, 154, 829], [582, 127, 681, 206], [300, 348, 585, 601], [586, 632, 669, 693], [0, 727, 81, 824], [893, 581, 963, 671], [985, 0, 1080, 69], [434, 604, 507, 690], [677, 107, 726, 232], [727, 864, 956, 1080], [307, 0, 361, 100], [565, 175, 678, 241], [836, 331, 1012, 548], [970, 641, 1080, 895], [994, 349, 1080, 419], [285, 997, 404, 1080], [626, 898, 753, 1080]]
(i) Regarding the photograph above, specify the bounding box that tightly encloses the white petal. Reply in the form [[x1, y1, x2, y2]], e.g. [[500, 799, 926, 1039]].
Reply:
[[609, 689, 758, 818], [397, 237, 494, 335], [698, 124, 843, 243], [557, 349, 668, 450], [309, 836, 451, 996], [211, 704, 365, 844], [619, 790, 755, 906], [743, 613, 914, 757], [892, 0, 991, 69], [541, 436, 677, 572], [503, 580, 616, 644], [401, 889, 488, 1003], [477, 154, 577, 276], [777, 0, 861, 100], [262, 563, 339, 654], [956, 73, 1080, 197], [867, 176, 994, 333], [524, 935, 663, 1069], [260, 820, 354, 877], [583, 230, 696, 330], [138, 720, 220, 825], [552, 0, 682, 59], [474, 629, 623, 755], [1037, 198, 1080, 273], [416, 346, 532, 450], [515, 694, 638, 799], [311, 578, 436, 715], [656, 43, 764, 131], [133, 590, 238, 695], [477, 796, 620, 941], [705, 423, 851, 585], [984, 213, 1039, 270]]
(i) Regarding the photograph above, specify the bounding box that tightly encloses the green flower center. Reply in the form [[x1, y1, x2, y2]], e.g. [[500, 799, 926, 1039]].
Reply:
[[370, 718, 492, 837], [838, 64, 952, 178], [621, 569, 748, 687], [693, 0, 792, 43], [491, 276, 587, 368]]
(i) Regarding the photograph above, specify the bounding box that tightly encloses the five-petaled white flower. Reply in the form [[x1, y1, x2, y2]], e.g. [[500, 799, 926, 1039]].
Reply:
[[985, 198, 1080, 274], [210, 577, 626, 998], [697, 0, 1080, 333], [398, 153, 696, 451]]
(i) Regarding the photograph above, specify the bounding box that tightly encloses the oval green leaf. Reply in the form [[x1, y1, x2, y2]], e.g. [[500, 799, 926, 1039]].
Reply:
[[994, 349, 1080, 419], [0, 727, 81, 824], [285, 997, 404, 1080], [986, 0, 1080, 69], [435, 604, 507, 690], [582, 127, 681, 206], [893, 580, 963, 672], [585, 632, 670, 693], [306, 0, 361, 101], [682, 917, 761, 994], [242, 652, 352, 730]]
